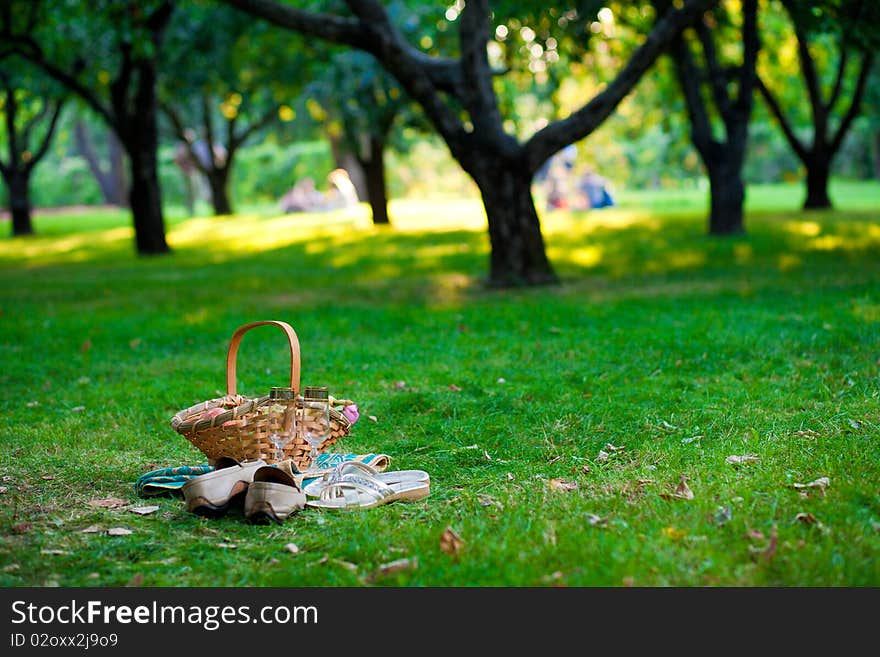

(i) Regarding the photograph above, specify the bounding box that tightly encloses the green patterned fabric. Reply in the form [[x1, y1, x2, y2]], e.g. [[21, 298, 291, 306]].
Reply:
[[134, 453, 390, 498], [134, 465, 214, 497]]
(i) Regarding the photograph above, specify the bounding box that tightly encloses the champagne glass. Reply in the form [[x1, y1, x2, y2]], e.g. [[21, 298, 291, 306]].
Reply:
[[267, 387, 296, 462], [301, 386, 331, 468]]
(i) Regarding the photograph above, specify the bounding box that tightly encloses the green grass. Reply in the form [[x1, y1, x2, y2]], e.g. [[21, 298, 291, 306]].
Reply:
[[1, 181, 879, 587]]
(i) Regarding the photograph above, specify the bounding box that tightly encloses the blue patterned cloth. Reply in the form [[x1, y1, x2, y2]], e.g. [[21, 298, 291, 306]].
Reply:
[[134, 453, 390, 498]]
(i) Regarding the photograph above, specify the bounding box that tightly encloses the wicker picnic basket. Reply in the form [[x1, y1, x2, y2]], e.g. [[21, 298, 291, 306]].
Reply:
[[170, 320, 354, 471]]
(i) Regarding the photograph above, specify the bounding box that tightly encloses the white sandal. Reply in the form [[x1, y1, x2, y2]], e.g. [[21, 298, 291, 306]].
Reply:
[[302, 460, 429, 499], [305, 471, 430, 510]]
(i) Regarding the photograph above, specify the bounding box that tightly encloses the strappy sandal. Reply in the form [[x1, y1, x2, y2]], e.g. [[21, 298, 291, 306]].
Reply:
[[244, 465, 306, 524], [181, 457, 265, 517], [305, 471, 430, 510], [302, 460, 429, 499]]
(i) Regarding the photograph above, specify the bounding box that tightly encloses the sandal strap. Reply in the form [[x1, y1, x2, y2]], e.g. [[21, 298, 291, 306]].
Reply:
[[327, 460, 378, 484], [319, 476, 393, 506]]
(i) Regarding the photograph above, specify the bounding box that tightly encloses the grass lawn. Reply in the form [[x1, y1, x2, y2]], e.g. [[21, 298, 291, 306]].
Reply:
[[1, 181, 878, 587]]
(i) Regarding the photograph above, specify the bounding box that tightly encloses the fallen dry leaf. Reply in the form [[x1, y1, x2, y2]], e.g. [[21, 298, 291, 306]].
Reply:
[[0, 486, 7, 494], [393, 381, 407, 389], [71, 406, 86, 412], [792, 477, 830, 495], [128, 506, 160, 516], [483, 451, 492, 462], [746, 529, 765, 541], [89, 497, 128, 509], [12, 522, 32, 534], [3, 564, 20, 572], [549, 478, 578, 493], [726, 454, 761, 465], [129, 338, 142, 349], [585, 513, 607, 527], [27, 400, 39, 407], [448, 384, 462, 392], [217, 542, 236, 549], [760, 525, 778, 563], [371, 557, 418, 581], [660, 419, 678, 431], [672, 475, 694, 500], [40, 549, 69, 556], [331, 559, 358, 572], [41, 475, 55, 480], [126, 573, 144, 587], [107, 527, 133, 536], [284, 543, 300, 555], [506, 472, 514, 481], [604, 443, 625, 453], [496, 377, 507, 384], [595, 450, 610, 463], [440, 527, 464, 557], [80, 338, 92, 352], [477, 494, 502, 509], [847, 418, 862, 430], [794, 429, 820, 438], [368, 415, 378, 423], [80, 525, 102, 534], [795, 512, 822, 527]]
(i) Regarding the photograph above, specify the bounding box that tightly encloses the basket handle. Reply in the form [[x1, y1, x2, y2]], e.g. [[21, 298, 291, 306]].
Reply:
[[225, 321, 301, 396]]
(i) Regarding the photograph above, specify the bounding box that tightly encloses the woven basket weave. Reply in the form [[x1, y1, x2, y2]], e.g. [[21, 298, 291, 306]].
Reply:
[[170, 321, 353, 471]]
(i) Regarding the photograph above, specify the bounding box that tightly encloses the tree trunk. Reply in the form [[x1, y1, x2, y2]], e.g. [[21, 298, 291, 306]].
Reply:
[[127, 143, 168, 254], [107, 129, 128, 205], [5, 169, 34, 236], [361, 135, 389, 225], [74, 120, 128, 206], [707, 164, 745, 235], [804, 155, 832, 209], [207, 167, 233, 215], [873, 131, 880, 181], [472, 162, 557, 287], [117, 58, 169, 255], [329, 133, 368, 202]]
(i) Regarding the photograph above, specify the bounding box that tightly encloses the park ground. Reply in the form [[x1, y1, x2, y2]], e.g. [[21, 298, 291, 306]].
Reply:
[[0, 181, 878, 586]]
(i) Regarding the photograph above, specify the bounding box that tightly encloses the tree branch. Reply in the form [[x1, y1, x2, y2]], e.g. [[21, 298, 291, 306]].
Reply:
[[221, 0, 369, 48], [458, 0, 516, 155], [25, 96, 65, 172], [20, 96, 52, 149], [161, 101, 209, 176], [755, 74, 808, 161], [8, 42, 115, 130], [525, 0, 718, 174], [670, 35, 714, 153], [826, 41, 849, 116], [201, 93, 217, 167], [830, 51, 874, 154], [221, 0, 467, 153], [734, 0, 759, 115], [230, 105, 278, 151], [1, 78, 17, 173], [792, 25, 826, 133], [694, 16, 731, 121]]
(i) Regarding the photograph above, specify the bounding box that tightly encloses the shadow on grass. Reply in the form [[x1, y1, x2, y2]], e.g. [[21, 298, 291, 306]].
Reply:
[[1, 199, 878, 311]]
